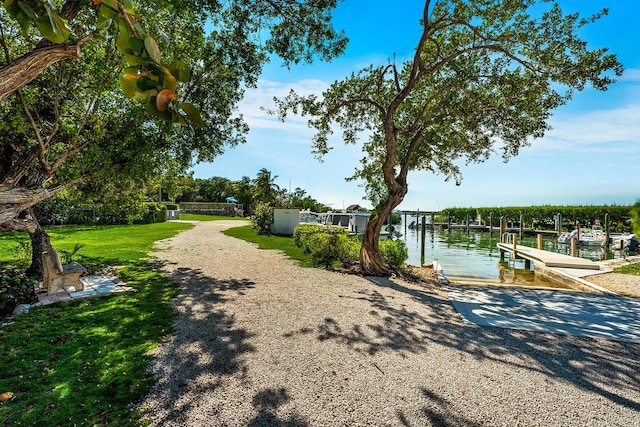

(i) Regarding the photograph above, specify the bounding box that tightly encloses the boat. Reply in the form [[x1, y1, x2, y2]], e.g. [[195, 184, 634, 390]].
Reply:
[[578, 225, 607, 246], [557, 226, 606, 246], [557, 230, 578, 244], [604, 233, 636, 250]]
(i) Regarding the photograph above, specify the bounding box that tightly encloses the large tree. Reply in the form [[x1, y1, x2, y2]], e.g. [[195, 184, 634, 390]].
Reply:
[[1, 0, 346, 273], [274, 0, 622, 275]]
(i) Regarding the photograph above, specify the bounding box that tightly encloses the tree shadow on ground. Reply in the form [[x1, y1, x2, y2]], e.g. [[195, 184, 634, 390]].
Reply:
[[249, 387, 309, 427], [285, 275, 640, 423], [137, 261, 259, 425]]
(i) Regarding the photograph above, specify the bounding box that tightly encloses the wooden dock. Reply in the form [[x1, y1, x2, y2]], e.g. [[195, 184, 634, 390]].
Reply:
[[496, 243, 601, 270]]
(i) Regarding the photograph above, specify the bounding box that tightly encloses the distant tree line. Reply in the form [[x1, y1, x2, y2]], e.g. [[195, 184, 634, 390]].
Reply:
[[440, 204, 637, 232], [33, 167, 332, 225]]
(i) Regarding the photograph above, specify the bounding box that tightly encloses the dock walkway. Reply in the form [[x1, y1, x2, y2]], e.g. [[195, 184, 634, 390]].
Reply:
[[496, 243, 601, 270], [496, 242, 618, 294]]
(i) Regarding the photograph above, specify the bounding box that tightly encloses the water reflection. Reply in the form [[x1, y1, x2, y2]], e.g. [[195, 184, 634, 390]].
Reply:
[[398, 220, 627, 287]]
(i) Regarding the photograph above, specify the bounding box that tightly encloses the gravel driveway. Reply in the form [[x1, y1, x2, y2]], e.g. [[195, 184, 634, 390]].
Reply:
[[136, 220, 640, 426]]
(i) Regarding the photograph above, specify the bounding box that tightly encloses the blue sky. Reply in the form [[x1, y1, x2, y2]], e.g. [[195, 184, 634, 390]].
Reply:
[[191, 1, 640, 211]]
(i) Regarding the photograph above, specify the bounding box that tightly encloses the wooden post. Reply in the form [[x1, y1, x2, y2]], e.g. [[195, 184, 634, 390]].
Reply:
[[499, 217, 506, 242], [420, 215, 426, 266], [537, 234, 543, 250], [519, 215, 524, 238], [489, 212, 493, 235], [571, 238, 577, 257], [404, 212, 407, 235], [604, 213, 610, 249], [512, 233, 517, 254]]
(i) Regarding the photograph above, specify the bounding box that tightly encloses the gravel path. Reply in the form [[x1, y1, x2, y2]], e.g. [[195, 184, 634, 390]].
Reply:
[[136, 220, 640, 426]]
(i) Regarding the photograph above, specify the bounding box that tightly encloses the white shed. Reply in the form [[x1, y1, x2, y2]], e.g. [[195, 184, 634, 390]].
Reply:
[[271, 208, 300, 236]]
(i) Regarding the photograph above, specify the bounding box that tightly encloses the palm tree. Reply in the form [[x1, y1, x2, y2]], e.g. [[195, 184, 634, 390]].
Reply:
[[252, 168, 280, 204]]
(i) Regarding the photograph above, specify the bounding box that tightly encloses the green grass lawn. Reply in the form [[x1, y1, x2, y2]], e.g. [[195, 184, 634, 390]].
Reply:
[[223, 224, 315, 267], [0, 221, 195, 426], [0, 222, 194, 270]]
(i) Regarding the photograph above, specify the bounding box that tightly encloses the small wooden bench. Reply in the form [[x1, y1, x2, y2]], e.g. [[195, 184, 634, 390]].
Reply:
[[42, 248, 88, 295]]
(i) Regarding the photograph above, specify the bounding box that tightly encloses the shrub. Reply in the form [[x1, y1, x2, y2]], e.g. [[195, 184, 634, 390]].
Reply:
[[0, 273, 37, 310], [307, 233, 359, 266], [631, 200, 640, 236], [293, 224, 348, 249], [252, 202, 273, 234], [293, 223, 406, 269], [11, 240, 32, 269], [59, 243, 85, 264], [145, 203, 167, 223], [379, 239, 409, 268]]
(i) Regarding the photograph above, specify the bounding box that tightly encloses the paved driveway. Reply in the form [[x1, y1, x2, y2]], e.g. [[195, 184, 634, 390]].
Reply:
[[445, 286, 640, 343]]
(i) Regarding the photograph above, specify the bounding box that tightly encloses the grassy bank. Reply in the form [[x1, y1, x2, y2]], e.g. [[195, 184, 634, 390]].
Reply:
[[0, 222, 194, 425], [223, 225, 315, 267]]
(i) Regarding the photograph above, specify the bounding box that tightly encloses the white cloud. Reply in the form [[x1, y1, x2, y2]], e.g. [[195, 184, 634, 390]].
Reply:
[[529, 104, 640, 153]]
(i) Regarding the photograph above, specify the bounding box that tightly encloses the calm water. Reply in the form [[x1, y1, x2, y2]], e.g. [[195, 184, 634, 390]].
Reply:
[[397, 218, 627, 287]]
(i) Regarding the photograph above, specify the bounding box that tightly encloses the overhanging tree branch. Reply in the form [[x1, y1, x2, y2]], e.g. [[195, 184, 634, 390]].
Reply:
[[0, 35, 94, 102]]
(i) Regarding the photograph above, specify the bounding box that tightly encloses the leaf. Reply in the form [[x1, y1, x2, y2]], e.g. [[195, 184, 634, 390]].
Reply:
[[134, 22, 146, 36], [170, 60, 191, 82], [162, 68, 177, 91], [179, 102, 203, 127], [133, 88, 156, 102], [36, 9, 71, 43], [144, 37, 161, 64], [156, 89, 180, 111], [136, 76, 159, 92], [16, 1, 38, 20], [146, 99, 172, 121], [101, 0, 119, 9], [122, 0, 134, 13], [98, 4, 117, 19], [123, 53, 148, 66], [120, 76, 139, 99], [96, 17, 113, 31], [0, 392, 14, 402]]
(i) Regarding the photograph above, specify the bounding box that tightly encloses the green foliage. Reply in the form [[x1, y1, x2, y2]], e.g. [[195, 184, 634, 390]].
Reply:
[[272, 0, 622, 272], [252, 201, 273, 234], [305, 233, 359, 267], [379, 240, 409, 268], [293, 223, 349, 247], [293, 224, 357, 267], [442, 205, 633, 231], [146, 203, 167, 223], [0, 273, 37, 310], [11, 240, 32, 269], [1, 0, 347, 237], [614, 263, 640, 276], [253, 168, 280, 204], [390, 212, 402, 225], [4, 0, 71, 43], [59, 243, 85, 264], [630, 200, 640, 235]]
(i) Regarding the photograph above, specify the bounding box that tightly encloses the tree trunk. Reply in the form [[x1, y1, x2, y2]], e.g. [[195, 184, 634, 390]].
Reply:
[[359, 187, 407, 275], [360, 214, 390, 275], [0, 185, 57, 231], [25, 211, 51, 279]]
